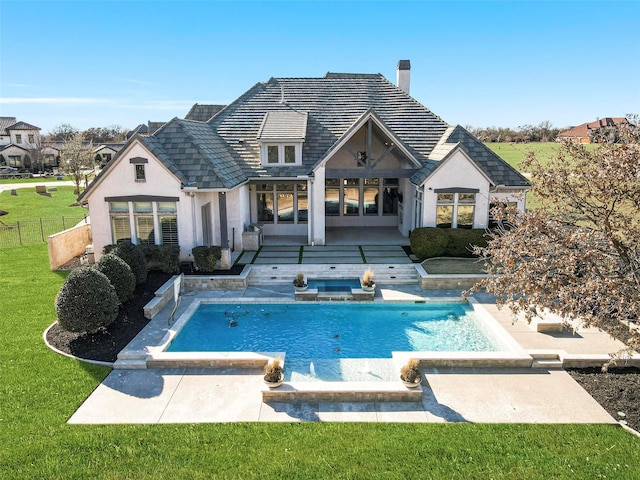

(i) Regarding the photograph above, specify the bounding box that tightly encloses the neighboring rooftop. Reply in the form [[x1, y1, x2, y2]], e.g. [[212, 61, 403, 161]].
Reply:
[[559, 117, 629, 139], [185, 104, 226, 122]]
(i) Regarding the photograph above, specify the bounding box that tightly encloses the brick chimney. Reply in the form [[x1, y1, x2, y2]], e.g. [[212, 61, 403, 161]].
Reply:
[[396, 60, 410, 94]]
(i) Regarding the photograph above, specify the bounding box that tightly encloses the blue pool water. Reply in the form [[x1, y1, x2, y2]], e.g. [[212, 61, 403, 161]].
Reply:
[[167, 302, 501, 381], [307, 278, 360, 292]]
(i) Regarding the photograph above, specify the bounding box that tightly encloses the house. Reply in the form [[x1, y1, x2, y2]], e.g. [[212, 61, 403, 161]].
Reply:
[[558, 117, 629, 143], [0, 117, 58, 170], [185, 104, 226, 122], [94, 143, 126, 168], [125, 121, 165, 140], [79, 61, 530, 261]]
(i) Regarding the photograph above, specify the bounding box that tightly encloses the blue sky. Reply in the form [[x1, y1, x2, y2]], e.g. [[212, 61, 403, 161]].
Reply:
[[1, 0, 638, 134]]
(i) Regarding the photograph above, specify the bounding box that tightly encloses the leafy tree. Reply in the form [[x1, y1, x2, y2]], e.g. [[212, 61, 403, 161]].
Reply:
[[60, 133, 93, 194], [470, 117, 640, 353], [83, 125, 127, 143], [49, 123, 79, 142]]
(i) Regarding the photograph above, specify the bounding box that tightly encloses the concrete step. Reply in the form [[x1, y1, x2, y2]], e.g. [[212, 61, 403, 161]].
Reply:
[[262, 381, 423, 402], [531, 359, 564, 369]]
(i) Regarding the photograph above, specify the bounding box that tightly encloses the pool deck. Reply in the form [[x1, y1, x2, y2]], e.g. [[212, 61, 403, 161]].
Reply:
[[68, 283, 636, 425]]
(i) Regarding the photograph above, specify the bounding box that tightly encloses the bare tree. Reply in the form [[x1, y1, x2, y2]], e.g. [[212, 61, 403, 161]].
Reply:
[[470, 117, 640, 354], [49, 123, 79, 142], [61, 133, 94, 194]]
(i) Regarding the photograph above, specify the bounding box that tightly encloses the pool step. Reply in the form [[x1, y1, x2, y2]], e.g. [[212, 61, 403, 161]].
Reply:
[[247, 264, 419, 286], [529, 351, 563, 369], [262, 381, 423, 403]]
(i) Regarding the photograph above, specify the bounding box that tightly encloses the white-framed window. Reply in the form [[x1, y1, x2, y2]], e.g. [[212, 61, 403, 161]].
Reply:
[[28, 134, 35, 143], [256, 183, 307, 224], [260, 143, 302, 166], [436, 192, 476, 229], [109, 200, 178, 245], [15, 134, 22, 144]]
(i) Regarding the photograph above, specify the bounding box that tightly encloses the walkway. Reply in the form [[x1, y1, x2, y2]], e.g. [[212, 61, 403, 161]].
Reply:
[[241, 244, 413, 265], [67, 283, 630, 425]]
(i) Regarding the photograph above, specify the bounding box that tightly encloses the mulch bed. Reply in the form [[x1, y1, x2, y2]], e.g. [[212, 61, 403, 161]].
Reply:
[[45, 265, 640, 433]]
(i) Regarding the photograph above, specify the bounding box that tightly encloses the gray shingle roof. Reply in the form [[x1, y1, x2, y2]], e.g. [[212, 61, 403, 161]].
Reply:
[[185, 104, 226, 122], [149, 119, 245, 189], [81, 71, 528, 196], [6, 121, 40, 131], [411, 125, 531, 187], [257, 111, 308, 140]]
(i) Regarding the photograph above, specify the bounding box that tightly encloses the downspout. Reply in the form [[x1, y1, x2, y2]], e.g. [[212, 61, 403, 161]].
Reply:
[[309, 177, 314, 245], [190, 192, 197, 245]]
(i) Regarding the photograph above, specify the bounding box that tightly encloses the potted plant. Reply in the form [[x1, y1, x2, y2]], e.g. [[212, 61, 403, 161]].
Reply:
[[400, 358, 422, 387], [361, 268, 375, 292], [292, 272, 307, 291], [263, 357, 285, 388]]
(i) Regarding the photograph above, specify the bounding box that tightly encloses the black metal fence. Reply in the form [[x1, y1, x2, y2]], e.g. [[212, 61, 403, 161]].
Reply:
[[0, 216, 88, 248]]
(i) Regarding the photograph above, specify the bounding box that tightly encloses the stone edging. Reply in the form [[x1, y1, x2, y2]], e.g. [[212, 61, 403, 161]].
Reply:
[[42, 322, 114, 368]]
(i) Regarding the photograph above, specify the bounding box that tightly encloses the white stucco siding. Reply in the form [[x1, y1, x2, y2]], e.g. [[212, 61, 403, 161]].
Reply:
[[421, 149, 492, 228], [223, 186, 250, 251], [84, 141, 190, 261]]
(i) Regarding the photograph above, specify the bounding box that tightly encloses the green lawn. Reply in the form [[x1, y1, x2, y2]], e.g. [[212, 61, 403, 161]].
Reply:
[[0, 176, 73, 184], [485, 142, 598, 172], [0, 186, 85, 222], [422, 257, 487, 274], [0, 244, 638, 479]]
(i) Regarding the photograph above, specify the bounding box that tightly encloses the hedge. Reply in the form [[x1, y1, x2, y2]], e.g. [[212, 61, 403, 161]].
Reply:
[[140, 244, 180, 273], [410, 227, 488, 260], [192, 245, 222, 272]]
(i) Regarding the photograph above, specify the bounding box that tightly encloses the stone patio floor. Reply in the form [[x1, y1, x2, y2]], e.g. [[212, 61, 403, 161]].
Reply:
[[67, 282, 634, 425]]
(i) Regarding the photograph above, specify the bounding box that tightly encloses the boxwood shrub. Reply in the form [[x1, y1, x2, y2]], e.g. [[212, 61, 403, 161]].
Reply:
[[95, 253, 136, 303], [192, 245, 222, 272], [107, 239, 147, 285], [55, 266, 119, 333], [410, 227, 488, 260], [140, 244, 180, 273]]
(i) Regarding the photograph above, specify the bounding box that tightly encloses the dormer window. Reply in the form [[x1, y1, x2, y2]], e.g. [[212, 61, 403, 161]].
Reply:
[[257, 110, 307, 167], [262, 143, 301, 166]]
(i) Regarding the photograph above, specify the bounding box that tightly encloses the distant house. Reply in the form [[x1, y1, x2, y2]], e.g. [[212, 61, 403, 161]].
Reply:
[[125, 121, 165, 140], [94, 143, 126, 168], [79, 61, 530, 261], [0, 117, 59, 170], [558, 117, 629, 143]]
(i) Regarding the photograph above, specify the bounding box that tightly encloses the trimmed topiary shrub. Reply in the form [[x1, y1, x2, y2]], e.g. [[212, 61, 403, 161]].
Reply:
[[55, 266, 119, 334], [110, 239, 147, 285], [192, 245, 222, 272], [410, 228, 450, 259], [140, 244, 180, 273], [410, 227, 488, 260], [95, 253, 136, 303], [445, 229, 488, 257]]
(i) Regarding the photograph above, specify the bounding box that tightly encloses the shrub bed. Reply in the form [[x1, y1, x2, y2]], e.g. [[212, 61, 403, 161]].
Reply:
[[410, 227, 488, 260], [55, 266, 119, 333]]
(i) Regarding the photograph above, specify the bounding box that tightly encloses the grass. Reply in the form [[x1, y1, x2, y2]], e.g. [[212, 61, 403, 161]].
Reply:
[[0, 186, 85, 222], [1, 243, 638, 478], [485, 142, 598, 172], [422, 257, 487, 274], [0, 176, 73, 184]]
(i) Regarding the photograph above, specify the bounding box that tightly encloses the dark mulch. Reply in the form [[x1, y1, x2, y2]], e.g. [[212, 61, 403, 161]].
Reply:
[[46, 266, 640, 432], [567, 367, 640, 432], [46, 271, 172, 363]]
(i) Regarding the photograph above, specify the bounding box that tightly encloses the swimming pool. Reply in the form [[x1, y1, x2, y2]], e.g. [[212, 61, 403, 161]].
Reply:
[[165, 302, 510, 381]]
